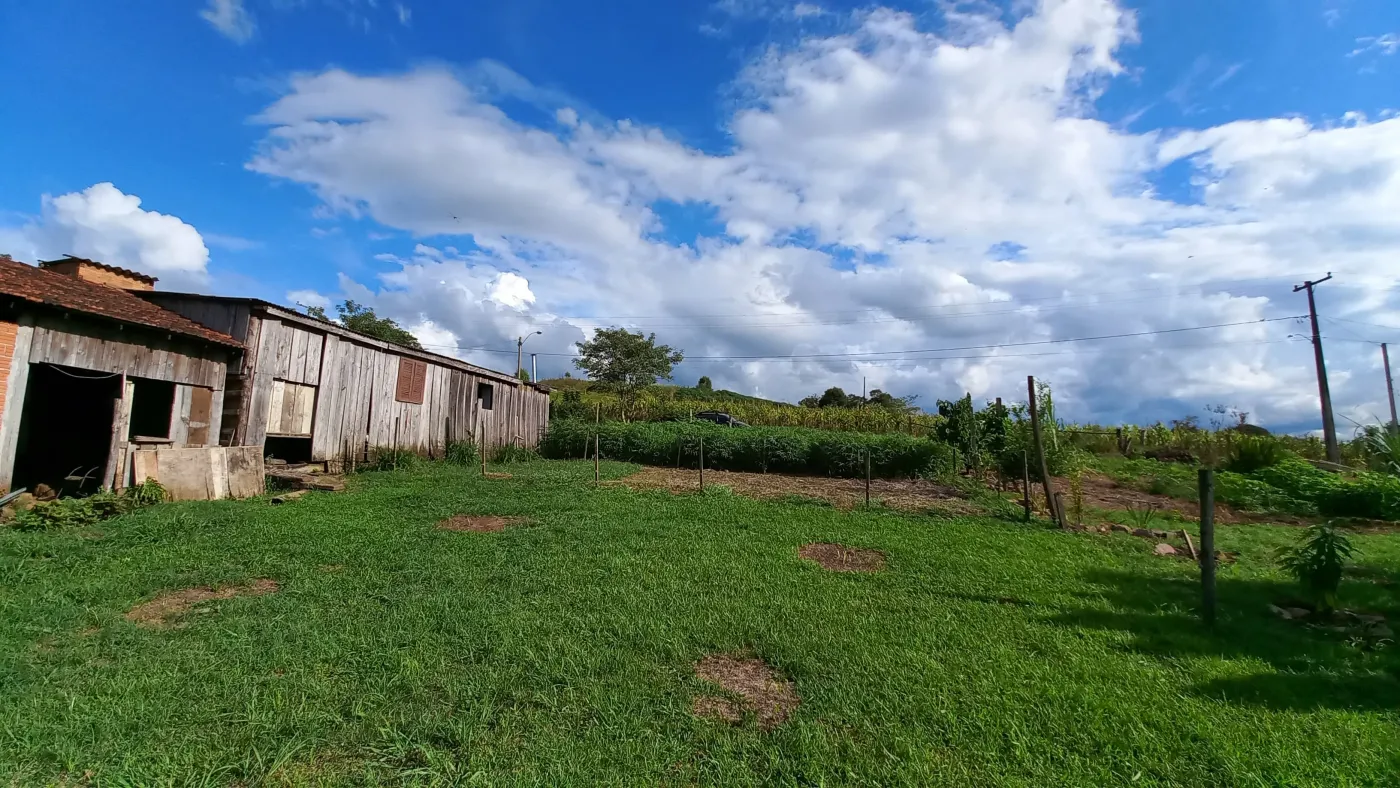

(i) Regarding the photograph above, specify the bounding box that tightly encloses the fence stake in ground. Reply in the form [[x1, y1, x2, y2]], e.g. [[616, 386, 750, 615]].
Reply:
[[595, 434, 600, 486], [479, 423, 486, 476], [393, 417, 401, 471], [1027, 376, 1065, 527], [699, 436, 705, 491], [865, 450, 871, 507], [1021, 450, 1031, 521], [1199, 468, 1217, 626]]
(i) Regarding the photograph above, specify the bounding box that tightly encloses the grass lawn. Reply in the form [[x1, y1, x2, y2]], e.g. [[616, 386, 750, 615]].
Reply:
[[3, 460, 1400, 786]]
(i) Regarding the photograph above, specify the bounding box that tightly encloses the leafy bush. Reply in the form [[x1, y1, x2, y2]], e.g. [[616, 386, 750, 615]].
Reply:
[[541, 419, 956, 479], [1279, 523, 1355, 614], [12, 480, 167, 531], [1224, 436, 1290, 474]]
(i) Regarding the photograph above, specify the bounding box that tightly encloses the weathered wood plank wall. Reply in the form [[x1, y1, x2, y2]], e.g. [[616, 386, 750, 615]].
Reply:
[[27, 318, 227, 389]]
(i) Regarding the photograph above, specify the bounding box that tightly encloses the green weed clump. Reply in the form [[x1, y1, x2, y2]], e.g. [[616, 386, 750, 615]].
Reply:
[[12, 479, 166, 531], [1279, 522, 1355, 614], [443, 440, 479, 465], [491, 444, 540, 464], [361, 447, 420, 473], [541, 419, 955, 479]]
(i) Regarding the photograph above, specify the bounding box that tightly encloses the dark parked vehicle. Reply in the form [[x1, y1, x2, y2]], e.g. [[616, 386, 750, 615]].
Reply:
[[695, 411, 747, 427]]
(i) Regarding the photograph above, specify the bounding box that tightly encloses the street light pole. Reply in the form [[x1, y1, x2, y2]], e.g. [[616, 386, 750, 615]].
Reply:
[[517, 331, 543, 381], [1294, 274, 1339, 463], [1384, 342, 1398, 430]]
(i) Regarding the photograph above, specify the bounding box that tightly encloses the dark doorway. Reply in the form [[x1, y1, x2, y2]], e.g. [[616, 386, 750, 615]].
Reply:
[[13, 364, 121, 496], [264, 435, 312, 464]]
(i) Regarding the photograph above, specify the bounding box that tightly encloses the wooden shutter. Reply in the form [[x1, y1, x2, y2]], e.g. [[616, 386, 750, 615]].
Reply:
[[187, 386, 213, 446], [396, 358, 427, 404]]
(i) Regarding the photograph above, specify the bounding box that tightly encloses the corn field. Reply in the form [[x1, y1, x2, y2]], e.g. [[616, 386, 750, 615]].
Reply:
[[551, 391, 940, 434]]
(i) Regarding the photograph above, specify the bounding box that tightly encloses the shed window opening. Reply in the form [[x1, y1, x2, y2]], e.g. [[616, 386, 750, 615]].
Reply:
[[477, 382, 494, 411], [129, 378, 176, 440]]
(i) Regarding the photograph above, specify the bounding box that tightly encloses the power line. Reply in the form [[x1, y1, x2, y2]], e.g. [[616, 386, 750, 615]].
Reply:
[[422, 316, 1302, 362], [539, 273, 1310, 324]]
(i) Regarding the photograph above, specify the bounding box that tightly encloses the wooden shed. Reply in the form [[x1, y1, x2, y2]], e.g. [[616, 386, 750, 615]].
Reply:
[[0, 256, 244, 495], [138, 293, 550, 465]]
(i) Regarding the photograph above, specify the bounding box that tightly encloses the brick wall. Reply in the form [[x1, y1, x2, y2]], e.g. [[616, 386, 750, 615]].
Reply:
[[0, 320, 16, 413], [41, 260, 155, 291]]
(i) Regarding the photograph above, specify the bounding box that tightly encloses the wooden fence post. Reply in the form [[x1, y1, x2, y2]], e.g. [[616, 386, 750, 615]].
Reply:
[[1199, 468, 1217, 625], [1021, 450, 1031, 522], [595, 434, 600, 486], [1028, 375, 1064, 527], [699, 436, 705, 491], [865, 450, 871, 507], [479, 423, 486, 476], [393, 417, 401, 471]]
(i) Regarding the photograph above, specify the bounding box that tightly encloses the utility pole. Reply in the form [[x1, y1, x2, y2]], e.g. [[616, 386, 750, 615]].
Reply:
[[1294, 274, 1340, 463], [1384, 343, 1398, 430]]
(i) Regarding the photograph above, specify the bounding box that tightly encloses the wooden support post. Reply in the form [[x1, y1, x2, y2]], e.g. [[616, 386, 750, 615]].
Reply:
[[699, 435, 705, 491], [676, 436, 682, 469], [1027, 376, 1063, 527], [1199, 468, 1217, 625], [864, 450, 871, 507], [594, 434, 600, 486], [479, 423, 486, 476], [104, 374, 134, 491], [393, 417, 401, 471], [1021, 450, 1031, 521]]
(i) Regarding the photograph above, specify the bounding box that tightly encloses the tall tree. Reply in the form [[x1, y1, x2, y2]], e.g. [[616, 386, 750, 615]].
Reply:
[[306, 300, 423, 350], [573, 328, 683, 412]]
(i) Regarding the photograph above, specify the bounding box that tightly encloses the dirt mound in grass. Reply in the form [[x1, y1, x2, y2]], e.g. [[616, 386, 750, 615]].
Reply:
[[616, 467, 977, 514], [126, 579, 279, 628], [437, 515, 527, 533], [693, 654, 799, 730], [799, 543, 886, 572]]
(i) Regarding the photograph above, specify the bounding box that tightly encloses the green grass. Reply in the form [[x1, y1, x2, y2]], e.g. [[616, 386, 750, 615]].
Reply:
[[3, 460, 1400, 785]]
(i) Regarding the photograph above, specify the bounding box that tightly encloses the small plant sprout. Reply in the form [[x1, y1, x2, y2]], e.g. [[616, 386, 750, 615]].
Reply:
[[1124, 502, 1159, 530], [1279, 522, 1356, 616]]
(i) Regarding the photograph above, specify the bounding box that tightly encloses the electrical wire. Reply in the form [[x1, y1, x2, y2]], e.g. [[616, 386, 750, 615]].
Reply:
[[45, 364, 122, 380], [417, 316, 1303, 362], [537, 272, 1312, 322]]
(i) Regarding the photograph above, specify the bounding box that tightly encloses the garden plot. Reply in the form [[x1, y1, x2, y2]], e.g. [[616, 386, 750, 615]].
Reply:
[[613, 466, 980, 513]]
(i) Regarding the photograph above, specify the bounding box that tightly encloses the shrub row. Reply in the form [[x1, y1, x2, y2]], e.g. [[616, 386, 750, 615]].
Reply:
[[1253, 460, 1400, 521], [541, 419, 955, 479]]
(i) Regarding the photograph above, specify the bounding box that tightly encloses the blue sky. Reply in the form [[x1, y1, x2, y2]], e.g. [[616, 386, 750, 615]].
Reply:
[[2, 0, 1399, 431]]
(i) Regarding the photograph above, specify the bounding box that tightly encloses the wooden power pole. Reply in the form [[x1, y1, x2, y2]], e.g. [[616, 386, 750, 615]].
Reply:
[[1384, 343, 1398, 431], [1294, 275, 1340, 463]]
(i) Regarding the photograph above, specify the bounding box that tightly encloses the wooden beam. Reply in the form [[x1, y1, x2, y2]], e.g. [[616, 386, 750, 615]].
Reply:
[[0, 320, 35, 492]]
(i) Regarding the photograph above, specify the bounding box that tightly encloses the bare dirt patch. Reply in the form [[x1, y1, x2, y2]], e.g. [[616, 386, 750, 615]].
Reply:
[[125, 579, 279, 629], [1063, 472, 1310, 526], [436, 515, 528, 533], [693, 654, 800, 730], [798, 543, 887, 572], [615, 467, 976, 514], [484, 472, 514, 480]]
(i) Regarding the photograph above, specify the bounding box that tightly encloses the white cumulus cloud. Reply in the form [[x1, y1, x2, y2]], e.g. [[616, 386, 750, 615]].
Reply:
[[243, 0, 1400, 430], [2, 183, 211, 290]]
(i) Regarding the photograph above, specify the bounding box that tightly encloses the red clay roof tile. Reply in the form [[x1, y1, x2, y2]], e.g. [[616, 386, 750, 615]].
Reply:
[[0, 256, 241, 347]]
